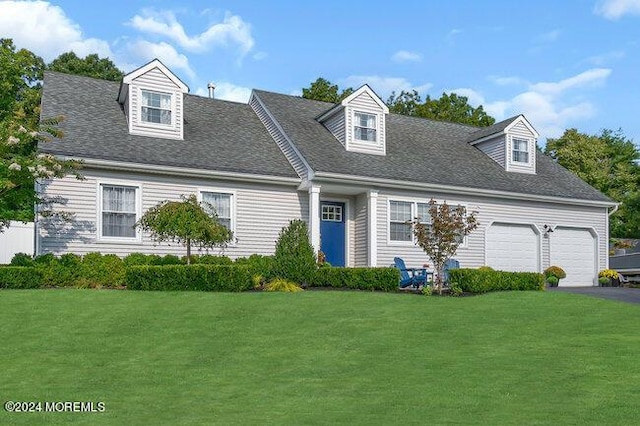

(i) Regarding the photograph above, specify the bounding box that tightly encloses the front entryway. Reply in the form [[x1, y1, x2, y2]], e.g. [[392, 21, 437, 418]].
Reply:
[[320, 202, 346, 267]]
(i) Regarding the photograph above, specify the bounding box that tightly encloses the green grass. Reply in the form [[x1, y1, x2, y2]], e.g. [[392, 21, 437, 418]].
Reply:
[[1, 290, 639, 425]]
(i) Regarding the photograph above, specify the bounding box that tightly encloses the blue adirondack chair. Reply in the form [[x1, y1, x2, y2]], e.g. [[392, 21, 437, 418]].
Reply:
[[442, 258, 460, 286], [394, 257, 430, 288]]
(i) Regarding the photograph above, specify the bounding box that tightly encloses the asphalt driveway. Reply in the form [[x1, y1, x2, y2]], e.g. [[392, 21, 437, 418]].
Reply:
[[549, 286, 640, 304]]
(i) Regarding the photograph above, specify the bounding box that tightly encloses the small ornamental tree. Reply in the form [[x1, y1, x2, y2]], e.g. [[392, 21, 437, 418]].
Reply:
[[136, 195, 233, 264], [273, 219, 317, 284], [409, 199, 478, 294]]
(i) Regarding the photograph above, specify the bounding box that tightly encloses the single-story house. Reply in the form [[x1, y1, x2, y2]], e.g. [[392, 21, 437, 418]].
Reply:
[[37, 59, 616, 286]]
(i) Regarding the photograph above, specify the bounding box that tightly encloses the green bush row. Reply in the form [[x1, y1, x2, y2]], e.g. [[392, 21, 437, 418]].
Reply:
[[309, 267, 400, 292], [0, 267, 43, 289], [448, 268, 545, 293], [126, 265, 252, 292], [8, 252, 126, 288]]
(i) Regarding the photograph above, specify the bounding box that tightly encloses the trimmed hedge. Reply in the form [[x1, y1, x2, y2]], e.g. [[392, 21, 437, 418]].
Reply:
[[448, 268, 545, 293], [126, 265, 252, 292], [0, 267, 43, 289], [310, 267, 400, 292]]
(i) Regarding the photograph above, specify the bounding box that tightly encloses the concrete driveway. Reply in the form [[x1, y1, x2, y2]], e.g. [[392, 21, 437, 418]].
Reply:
[[549, 286, 640, 304]]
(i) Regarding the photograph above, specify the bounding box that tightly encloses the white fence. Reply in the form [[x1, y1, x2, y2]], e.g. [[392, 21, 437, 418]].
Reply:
[[0, 221, 34, 264]]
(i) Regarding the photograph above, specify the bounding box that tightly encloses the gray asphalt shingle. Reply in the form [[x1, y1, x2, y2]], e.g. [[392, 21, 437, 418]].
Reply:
[[40, 72, 298, 178], [254, 90, 611, 203]]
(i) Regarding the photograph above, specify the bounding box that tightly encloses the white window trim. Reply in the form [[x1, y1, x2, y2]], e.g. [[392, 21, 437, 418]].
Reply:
[[96, 180, 142, 243], [511, 137, 530, 164], [508, 135, 534, 167], [353, 111, 377, 143], [137, 87, 175, 129], [347, 108, 384, 150], [197, 188, 237, 246], [387, 198, 469, 248]]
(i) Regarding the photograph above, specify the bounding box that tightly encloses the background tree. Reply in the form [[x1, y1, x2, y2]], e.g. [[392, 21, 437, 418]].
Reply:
[[48, 52, 123, 81], [545, 128, 640, 238], [1, 116, 82, 230], [302, 77, 353, 103], [301, 77, 495, 127], [409, 200, 478, 294], [136, 195, 233, 263], [0, 40, 81, 230]]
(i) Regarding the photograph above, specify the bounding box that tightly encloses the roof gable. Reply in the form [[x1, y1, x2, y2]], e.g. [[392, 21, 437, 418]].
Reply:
[[122, 59, 189, 92]]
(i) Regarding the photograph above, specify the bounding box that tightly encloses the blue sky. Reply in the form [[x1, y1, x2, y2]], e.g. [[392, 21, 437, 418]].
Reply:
[[1, 0, 640, 144]]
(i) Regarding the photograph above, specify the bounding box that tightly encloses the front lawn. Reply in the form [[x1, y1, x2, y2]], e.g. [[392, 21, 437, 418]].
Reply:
[[0, 290, 638, 424]]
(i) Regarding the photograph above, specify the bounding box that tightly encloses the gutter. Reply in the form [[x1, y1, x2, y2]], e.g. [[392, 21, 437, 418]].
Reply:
[[608, 203, 620, 216], [59, 156, 302, 186], [313, 171, 616, 208]]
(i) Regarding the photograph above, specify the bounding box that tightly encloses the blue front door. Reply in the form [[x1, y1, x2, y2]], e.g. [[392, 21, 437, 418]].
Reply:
[[320, 202, 346, 267]]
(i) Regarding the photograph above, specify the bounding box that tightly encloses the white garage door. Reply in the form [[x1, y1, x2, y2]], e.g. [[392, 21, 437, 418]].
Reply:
[[486, 223, 539, 272], [550, 228, 596, 287]]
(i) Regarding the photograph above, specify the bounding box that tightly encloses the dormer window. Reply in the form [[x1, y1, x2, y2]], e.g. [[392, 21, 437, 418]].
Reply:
[[512, 138, 529, 163], [141, 90, 172, 125], [354, 112, 377, 142]]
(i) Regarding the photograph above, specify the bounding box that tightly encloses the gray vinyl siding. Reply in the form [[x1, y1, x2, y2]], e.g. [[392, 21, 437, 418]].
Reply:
[[354, 193, 368, 266], [345, 91, 386, 155], [324, 110, 346, 146], [475, 135, 505, 168], [507, 121, 536, 174], [128, 68, 184, 140], [250, 93, 309, 180], [375, 189, 607, 273], [38, 168, 305, 258]]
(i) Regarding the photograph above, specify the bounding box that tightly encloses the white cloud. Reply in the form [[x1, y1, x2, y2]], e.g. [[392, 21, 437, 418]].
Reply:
[[488, 76, 527, 86], [252, 51, 268, 61], [0, 0, 115, 61], [530, 68, 611, 95], [341, 75, 432, 99], [537, 29, 561, 42], [126, 40, 195, 79], [595, 0, 640, 19], [130, 9, 254, 55], [195, 82, 252, 103], [391, 50, 422, 63], [448, 68, 612, 138], [585, 50, 625, 65]]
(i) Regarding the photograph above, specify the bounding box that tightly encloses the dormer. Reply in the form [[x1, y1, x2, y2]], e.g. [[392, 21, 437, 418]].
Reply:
[[317, 85, 389, 155], [467, 115, 539, 174], [117, 59, 189, 140]]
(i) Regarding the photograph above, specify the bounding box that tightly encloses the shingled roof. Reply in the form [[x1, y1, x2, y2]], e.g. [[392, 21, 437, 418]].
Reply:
[[40, 72, 298, 179], [254, 90, 611, 203]]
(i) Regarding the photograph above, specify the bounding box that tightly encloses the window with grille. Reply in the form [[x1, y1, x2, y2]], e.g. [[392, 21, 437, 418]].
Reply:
[[101, 185, 137, 239], [141, 90, 172, 125]]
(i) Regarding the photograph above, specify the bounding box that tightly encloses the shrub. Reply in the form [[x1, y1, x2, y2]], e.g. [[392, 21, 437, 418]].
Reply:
[[273, 219, 316, 284], [80, 253, 125, 287], [157, 254, 181, 265], [34, 253, 56, 265], [123, 253, 157, 266], [265, 278, 302, 292], [544, 266, 566, 279], [546, 276, 559, 286], [0, 267, 43, 289], [598, 269, 618, 279], [422, 284, 433, 296], [191, 254, 233, 265], [448, 268, 545, 294], [126, 265, 252, 292], [598, 276, 610, 286], [449, 284, 463, 297], [235, 254, 275, 284], [309, 267, 399, 292], [10, 253, 35, 267], [478, 266, 494, 272]]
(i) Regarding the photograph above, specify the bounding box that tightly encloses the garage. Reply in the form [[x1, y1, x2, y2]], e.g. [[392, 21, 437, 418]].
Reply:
[[486, 223, 539, 272], [550, 227, 596, 287]]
